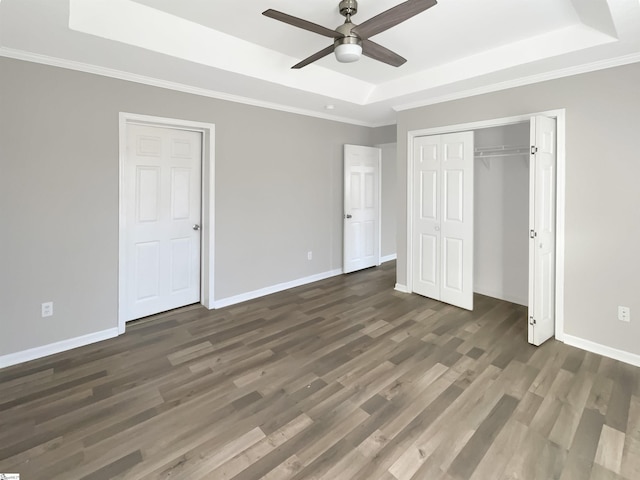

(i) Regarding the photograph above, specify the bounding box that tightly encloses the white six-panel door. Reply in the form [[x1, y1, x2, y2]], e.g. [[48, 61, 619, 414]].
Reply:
[[529, 116, 557, 345], [124, 124, 202, 321], [441, 133, 475, 309], [412, 132, 474, 310], [343, 145, 381, 273]]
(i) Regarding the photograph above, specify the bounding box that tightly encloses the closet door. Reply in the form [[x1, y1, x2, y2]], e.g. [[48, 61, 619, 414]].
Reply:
[[440, 133, 474, 310], [528, 116, 557, 345], [412, 132, 474, 310], [412, 136, 441, 300]]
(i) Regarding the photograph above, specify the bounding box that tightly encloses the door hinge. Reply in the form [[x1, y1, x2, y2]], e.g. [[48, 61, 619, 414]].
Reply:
[[530, 229, 537, 239], [529, 316, 536, 325], [531, 145, 538, 155]]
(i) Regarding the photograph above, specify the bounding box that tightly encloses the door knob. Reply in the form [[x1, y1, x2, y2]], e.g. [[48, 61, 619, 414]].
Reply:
[[193, 224, 201, 231], [434, 225, 440, 231], [345, 214, 352, 219]]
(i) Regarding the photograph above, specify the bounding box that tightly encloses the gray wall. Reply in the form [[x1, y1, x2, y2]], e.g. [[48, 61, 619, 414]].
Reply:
[[372, 125, 397, 145], [373, 124, 398, 259], [0, 57, 377, 357], [397, 62, 640, 356], [378, 143, 397, 259]]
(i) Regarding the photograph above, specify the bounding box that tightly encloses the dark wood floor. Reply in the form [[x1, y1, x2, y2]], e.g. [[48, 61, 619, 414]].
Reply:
[[2, 262, 640, 479]]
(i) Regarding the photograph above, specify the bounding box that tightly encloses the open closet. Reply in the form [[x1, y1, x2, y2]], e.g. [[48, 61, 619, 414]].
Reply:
[[474, 123, 529, 306], [409, 115, 557, 346]]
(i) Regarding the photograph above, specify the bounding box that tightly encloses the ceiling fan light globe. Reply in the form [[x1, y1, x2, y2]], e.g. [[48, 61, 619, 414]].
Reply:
[[335, 43, 362, 63]]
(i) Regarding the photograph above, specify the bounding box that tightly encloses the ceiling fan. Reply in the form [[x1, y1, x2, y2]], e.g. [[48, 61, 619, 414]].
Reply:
[[263, 0, 437, 69]]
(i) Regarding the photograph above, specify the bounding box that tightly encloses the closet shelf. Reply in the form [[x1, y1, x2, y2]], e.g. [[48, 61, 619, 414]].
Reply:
[[474, 144, 529, 158]]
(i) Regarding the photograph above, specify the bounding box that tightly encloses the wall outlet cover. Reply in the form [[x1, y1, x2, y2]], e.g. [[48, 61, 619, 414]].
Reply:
[[618, 306, 630, 322], [42, 301, 53, 318]]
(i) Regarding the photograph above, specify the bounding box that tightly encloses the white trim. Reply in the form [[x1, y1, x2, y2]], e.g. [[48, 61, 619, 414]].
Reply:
[[3, 47, 640, 127], [394, 283, 410, 293], [0, 328, 119, 369], [406, 109, 566, 342], [378, 151, 382, 267], [0, 47, 375, 128], [381, 254, 397, 264], [406, 131, 414, 299], [564, 334, 640, 369], [213, 269, 343, 309], [554, 110, 566, 342], [118, 113, 216, 334], [393, 52, 640, 112]]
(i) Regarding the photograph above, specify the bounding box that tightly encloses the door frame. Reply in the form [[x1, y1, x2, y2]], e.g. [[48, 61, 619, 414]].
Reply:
[[118, 112, 216, 334], [406, 109, 566, 341]]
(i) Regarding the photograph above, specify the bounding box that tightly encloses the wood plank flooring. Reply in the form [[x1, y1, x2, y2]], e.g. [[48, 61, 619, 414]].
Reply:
[[2, 262, 640, 479]]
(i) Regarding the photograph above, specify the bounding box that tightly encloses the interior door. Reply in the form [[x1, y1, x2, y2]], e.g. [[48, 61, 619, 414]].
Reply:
[[343, 144, 381, 273], [124, 124, 202, 321], [528, 116, 557, 345], [412, 132, 474, 310]]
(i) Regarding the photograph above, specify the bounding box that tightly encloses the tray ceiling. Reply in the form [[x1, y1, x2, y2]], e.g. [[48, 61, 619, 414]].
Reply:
[[1, 0, 639, 125]]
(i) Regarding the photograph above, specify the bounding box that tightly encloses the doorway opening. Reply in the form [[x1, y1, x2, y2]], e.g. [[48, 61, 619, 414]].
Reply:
[[406, 110, 566, 345], [118, 113, 216, 334]]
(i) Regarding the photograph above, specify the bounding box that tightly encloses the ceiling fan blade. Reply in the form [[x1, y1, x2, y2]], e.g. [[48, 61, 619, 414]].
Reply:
[[291, 45, 333, 70], [292, 45, 335, 69], [362, 39, 406, 67], [263, 9, 340, 38], [352, 0, 437, 39]]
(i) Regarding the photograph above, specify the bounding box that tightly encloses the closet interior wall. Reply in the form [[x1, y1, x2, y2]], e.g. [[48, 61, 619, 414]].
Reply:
[[474, 122, 529, 306]]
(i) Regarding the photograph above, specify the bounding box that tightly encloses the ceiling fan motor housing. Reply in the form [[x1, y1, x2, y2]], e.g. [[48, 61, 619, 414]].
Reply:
[[339, 0, 358, 18]]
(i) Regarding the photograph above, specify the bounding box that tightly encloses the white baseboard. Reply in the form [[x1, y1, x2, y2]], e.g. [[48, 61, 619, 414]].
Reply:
[[473, 287, 528, 307], [0, 328, 120, 369], [394, 283, 410, 293], [213, 268, 343, 309], [563, 334, 640, 368], [380, 254, 397, 264]]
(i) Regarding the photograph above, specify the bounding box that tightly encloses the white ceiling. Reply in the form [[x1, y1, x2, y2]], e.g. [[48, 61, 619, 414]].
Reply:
[[1, 0, 640, 126]]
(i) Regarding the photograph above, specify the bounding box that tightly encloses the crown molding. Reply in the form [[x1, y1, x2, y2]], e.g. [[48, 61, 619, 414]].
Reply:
[[0, 47, 377, 128], [4, 46, 640, 126], [393, 51, 640, 112]]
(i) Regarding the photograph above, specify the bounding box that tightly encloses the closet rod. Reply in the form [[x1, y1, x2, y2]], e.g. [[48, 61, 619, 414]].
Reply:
[[474, 144, 529, 159], [474, 152, 528, 159]]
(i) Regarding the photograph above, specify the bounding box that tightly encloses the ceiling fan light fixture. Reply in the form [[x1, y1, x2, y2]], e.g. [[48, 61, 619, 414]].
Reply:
[[335, 43, 362, 63], [334, 35, 362, 63]]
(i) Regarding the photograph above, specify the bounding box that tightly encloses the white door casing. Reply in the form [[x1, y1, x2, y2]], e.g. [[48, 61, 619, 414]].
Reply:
[[529, 116, 557, 345], [123, 124, 202, 321], [412, 132, 474, 310], [343, 144, 381, 274]]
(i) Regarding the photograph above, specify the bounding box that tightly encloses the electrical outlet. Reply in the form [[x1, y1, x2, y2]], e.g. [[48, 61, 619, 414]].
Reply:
[[307, 251, 313, 260], [618, 306, 630, 322], [42, 301, 53, 318]]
